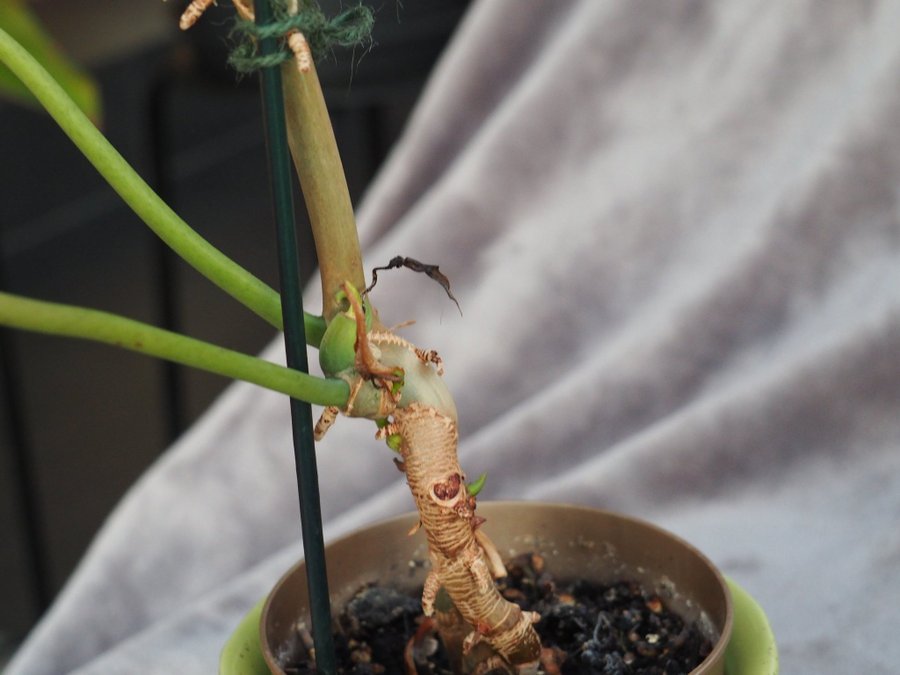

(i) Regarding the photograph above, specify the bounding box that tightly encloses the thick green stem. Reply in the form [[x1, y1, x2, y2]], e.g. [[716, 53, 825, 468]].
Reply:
[[0, 292, 348, 406], [0, 25, 327, 345], [281, 60, 365, 323]]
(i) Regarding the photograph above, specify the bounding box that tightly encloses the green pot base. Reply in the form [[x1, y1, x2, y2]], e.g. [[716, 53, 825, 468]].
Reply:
[[219, 577, 777, 675]]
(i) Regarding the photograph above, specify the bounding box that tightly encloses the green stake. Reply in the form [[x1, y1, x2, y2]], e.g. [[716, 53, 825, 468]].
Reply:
[[254, 1, 336, 672]]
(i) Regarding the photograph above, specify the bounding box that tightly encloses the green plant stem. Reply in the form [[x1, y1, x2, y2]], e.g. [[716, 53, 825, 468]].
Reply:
[[0, 292, 348, 406], [0, 0, 100, 122], [0, 25, 328, 346], [281, 60, 365, 323]]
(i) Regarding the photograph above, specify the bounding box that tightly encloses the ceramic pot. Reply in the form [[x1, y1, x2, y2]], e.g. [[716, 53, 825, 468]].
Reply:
[[251, 501, 766, 674]]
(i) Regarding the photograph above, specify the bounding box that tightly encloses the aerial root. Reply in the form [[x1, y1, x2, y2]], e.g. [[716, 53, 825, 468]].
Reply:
[[286, 30, 312, 73], [178, 0, 216, 30], [343, 282, 403, 385], [421, 568, 441, 617], [415, 347, 444, 375], [474, 528, 508, 579], [313, 406, 339, 441], [178, 1, 311, 74]]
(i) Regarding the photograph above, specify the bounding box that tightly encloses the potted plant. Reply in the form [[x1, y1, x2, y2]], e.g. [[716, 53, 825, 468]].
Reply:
[[251, 503, 781, 674], [0, 1, 776, 673]]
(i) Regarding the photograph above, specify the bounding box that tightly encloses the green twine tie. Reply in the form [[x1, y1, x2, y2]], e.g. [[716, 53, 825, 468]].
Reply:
[[228, 0, 374, 74]]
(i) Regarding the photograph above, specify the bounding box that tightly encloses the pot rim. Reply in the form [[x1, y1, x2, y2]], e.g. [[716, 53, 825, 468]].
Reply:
[[260, 500, 735, 674]]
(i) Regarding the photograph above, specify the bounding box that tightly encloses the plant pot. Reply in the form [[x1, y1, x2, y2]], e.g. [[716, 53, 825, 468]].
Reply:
[[221, 502, 778, 674]]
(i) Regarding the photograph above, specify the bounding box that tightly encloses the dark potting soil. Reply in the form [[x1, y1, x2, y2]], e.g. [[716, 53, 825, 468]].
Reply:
[[283, 552, 713, 674]]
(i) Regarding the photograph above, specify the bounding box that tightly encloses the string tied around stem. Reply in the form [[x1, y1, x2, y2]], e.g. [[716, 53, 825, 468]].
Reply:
[[228, 0, 374, 74]]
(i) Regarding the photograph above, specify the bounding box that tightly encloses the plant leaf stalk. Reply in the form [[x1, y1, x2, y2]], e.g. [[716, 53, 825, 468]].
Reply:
[[0, 291, 348, 406], [0, 24, 327, 345], [280, 55, 366, 323]]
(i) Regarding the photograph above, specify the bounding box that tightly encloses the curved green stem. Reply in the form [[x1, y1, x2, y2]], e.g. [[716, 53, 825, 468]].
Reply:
[[0, 25, 327, 346], [0, 292, 348, 407]]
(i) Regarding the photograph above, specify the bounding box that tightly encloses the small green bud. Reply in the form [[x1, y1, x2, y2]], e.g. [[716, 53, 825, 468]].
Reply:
[[335, 284, 373, 331], [390, 375, 404, 396], [319, 284, 374, 376], [466, 472, 487, 497], [318, 311, 357, 375], [386, 433, 403, 452]]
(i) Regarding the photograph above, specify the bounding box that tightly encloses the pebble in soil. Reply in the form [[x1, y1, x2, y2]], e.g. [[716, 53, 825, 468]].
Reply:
[[283, 553, 713, 674]]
